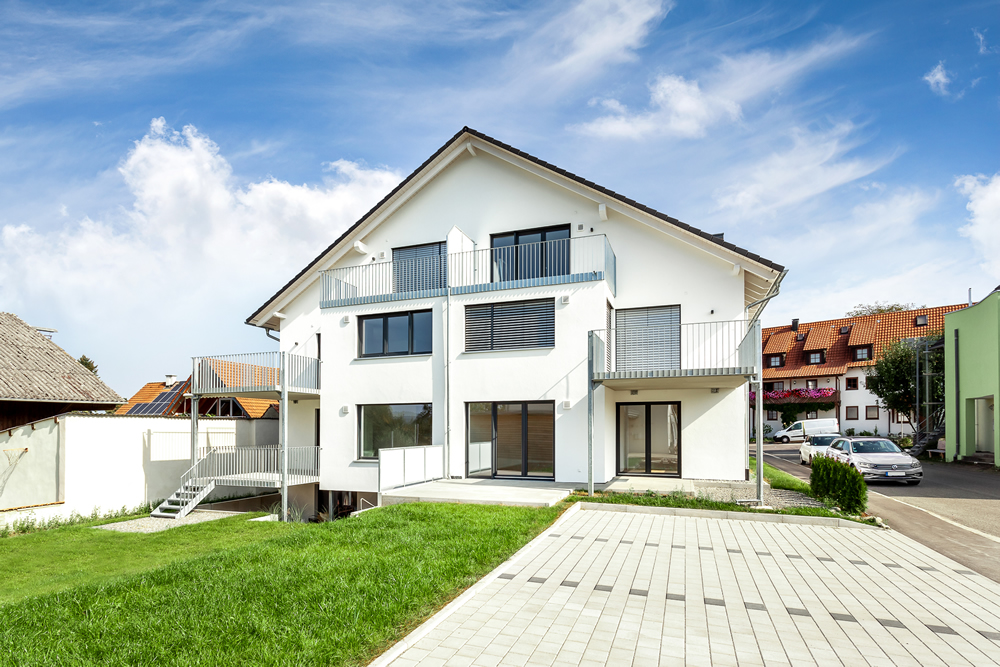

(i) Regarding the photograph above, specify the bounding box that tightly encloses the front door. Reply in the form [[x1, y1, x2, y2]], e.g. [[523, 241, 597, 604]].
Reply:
[[617, 402, 680, 476], [467, 402, 555, 479]]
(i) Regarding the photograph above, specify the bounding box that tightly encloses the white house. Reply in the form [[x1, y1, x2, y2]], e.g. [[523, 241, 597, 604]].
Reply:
[[178, 128, 784, 518]]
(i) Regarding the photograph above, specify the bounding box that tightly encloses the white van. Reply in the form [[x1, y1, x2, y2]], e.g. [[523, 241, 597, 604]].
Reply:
[[772, 418, 839, 443]]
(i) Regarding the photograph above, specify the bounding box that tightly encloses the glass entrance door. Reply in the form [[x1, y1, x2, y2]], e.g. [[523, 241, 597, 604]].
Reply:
[[467, 402, 555, 478], [618, 402, 680, 476]]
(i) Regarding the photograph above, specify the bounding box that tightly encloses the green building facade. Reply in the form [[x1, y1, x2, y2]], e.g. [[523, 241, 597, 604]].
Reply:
[[944, 291, 999, 463]]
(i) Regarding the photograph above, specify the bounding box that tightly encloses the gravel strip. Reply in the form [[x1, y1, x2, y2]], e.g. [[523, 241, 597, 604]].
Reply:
[[95, 510, 243, 534], [696, 485, 826, 509]]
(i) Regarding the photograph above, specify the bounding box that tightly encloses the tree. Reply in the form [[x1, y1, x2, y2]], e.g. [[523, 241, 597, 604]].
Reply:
[[845, 301, 926, 317], [864, 334, 943, 426], [78, 355, 98, 375]]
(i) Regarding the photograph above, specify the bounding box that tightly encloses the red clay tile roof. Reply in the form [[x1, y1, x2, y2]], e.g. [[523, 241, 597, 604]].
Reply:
[[803, 326, 832, 351], [115, 379, 190, 415], [762, 304, 965, 380], [234, 397, 279, 419], [763, 331, 795, 355]]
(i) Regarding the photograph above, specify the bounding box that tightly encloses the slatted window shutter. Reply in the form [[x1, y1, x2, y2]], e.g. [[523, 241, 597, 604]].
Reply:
[[616, 306, 680, 371], [465, 299, 555, 351], [393, 242, 446, 293]]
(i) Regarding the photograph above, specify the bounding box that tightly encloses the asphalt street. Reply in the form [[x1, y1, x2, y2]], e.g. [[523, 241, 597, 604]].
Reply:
[[762, 442, 1000, 584]]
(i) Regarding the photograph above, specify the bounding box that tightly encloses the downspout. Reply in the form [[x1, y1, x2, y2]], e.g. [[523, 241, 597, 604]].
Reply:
[[744, 269, 788, 506], [444, 257, 452, 480], [265, 328, 279, 342]]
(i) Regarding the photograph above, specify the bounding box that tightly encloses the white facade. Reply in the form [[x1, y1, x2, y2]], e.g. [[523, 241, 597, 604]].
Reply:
[[248, 131, 782, 493]]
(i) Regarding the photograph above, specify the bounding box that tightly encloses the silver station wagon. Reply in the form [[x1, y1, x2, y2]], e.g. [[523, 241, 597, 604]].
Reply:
[[824, 437, 923, 485]]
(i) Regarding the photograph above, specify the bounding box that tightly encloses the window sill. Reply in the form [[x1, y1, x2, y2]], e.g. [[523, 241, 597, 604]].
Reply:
[[354, 353, 433, 362], [461, 346, 555, 355]]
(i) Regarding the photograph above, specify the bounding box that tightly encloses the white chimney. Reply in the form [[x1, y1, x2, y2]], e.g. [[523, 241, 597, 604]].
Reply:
[[165, 374, 177, 387]]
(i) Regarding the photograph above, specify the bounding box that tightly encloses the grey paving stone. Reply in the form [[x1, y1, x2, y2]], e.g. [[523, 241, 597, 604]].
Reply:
[[645, 543, 658, 547], [594, 538, 608, 542], [560, 581, 578, 588], [830, 613, 857, 623], [698, 546, 713, 551], [878, 619, 905, 629], [849, 560, 867, 566], [726, 549, 741, 554], [755, 551, 771, 556], [979, 630, 1000, 641], [744, 602, 766, 612], [594, 585, 613, 593], [629, 589, 648, 597], [817, 557, 834, 562], [917, 566, 937, 572], [955, 569, 976, 575], [884, 562, 901, 568], [785, 554, 802, 559], [498, 573, 516, 580], [925, 624, 958, 635], [620, 540, 633, 544], [666, 593, 685, 602], [705, 598, 726, 607], [671, 545, 685, 549], [786, 608, 810, 617], [528, 577, 546, 584], [570, 536, 584, 540]]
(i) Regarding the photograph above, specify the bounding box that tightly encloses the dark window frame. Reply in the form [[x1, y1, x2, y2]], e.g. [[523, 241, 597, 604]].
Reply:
[[490, 224, 571, 282], [357, 402, 433, 460], [806, 410, 818, 419], [615, 401, 682, 477], [846, 406, 859, 420], [358, 309, 433, 358], [866, 405, 879, 420], [768, 355, 784, 367], [464, 400, 556, 479], [806, 350, 825, 365], [805, 378, 818, 389], [854, 346, 871, 361], [766, 410, 779, 421], [846, 377, 859, 390]]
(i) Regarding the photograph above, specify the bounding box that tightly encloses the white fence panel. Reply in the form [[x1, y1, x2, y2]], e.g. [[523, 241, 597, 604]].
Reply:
[[379, 448, 406, 491], [378, 444, 445, 492]]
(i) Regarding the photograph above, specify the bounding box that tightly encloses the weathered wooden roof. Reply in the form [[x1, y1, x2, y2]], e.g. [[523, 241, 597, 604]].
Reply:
[[0, 312, 124, 404]]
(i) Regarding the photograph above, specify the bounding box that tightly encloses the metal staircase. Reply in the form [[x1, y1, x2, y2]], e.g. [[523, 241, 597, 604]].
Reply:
[[151, 480, 216, 519]]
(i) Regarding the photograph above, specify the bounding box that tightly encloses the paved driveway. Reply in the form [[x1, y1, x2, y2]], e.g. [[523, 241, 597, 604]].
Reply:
[[381, 505, 1000, 666]]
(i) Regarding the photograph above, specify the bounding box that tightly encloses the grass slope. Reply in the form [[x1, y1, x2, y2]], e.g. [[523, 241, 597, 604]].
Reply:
[[0, 504, 557, 667], [749, 456, 812, 496]]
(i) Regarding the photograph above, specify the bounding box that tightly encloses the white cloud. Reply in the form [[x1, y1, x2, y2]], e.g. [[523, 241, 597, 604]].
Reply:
[[575, 34, 862, 139], [956, 172, 1000, 278], [923, 61, 952, 96], [973, 28, 999, 55], [0, 119, 401, 393], [713, 122, 891, 215]]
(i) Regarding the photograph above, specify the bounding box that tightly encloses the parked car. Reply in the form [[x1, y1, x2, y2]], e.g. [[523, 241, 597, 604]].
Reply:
[[773, 418, 840, 443], [799, 434, 841, 465], [824, 437, 923, 485]]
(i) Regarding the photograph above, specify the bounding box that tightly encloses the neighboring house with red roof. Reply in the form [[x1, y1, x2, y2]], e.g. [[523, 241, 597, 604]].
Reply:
[[761, 305, 966, 436], [115, 375, 278, 419]]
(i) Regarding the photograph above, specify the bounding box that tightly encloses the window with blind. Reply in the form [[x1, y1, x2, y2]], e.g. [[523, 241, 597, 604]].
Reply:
[[465, 298, 555, 352], [615, 305, 680, 371], [392, 241, 446, 293]]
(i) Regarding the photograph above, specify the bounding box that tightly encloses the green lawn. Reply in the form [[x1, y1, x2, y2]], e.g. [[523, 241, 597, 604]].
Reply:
[[0, 503, 559, 666], [749, 456, 813, 496], [567, 490, 848, 520]]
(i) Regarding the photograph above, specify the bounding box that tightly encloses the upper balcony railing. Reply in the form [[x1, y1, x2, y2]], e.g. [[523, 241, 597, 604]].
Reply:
[[192, 351, 320, 396], [320, 235, 616, 308], [591, 319, 760, 380]]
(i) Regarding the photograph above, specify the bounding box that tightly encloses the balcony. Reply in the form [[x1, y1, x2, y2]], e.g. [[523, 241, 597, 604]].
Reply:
[[191, 351, 320, 399], [320, 235, 616, 308], [591, 320, 760, 389], [187, 444, 320, 489]]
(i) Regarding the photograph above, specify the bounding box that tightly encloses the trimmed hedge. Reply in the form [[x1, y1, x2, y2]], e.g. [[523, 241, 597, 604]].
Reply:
[[810, 456, 868, 514]]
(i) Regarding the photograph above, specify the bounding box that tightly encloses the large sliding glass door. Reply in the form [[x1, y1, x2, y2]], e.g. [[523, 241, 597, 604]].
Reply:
[[617, 402, 680, 476], [467, 402, 555, 479]]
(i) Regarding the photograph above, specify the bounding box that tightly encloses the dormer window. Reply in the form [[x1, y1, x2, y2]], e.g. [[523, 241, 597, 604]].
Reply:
[[768, 355, 783, 367], [915, 315, 928, 327], [796, 333, 805, 341], [855, 347, 870, 361], [840, 326, 850, 334], [806, 351, 824, 365]]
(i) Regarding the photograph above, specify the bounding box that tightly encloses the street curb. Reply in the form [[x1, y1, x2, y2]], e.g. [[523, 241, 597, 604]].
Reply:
[[576, 502, 877, 530], [367, 502, 583, 667]]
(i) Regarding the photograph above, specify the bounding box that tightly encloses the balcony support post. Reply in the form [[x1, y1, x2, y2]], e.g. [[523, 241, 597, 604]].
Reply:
[[588, 331, 595, 497], [280, 351, 289, 522], [190, 356, 199, 468]]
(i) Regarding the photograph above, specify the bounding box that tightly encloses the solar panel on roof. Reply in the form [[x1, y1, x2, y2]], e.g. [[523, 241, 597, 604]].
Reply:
[[126, 403, 151, 415]]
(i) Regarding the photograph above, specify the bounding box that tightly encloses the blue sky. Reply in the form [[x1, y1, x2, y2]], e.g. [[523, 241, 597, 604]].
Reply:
[[1, 0, 998, 396]]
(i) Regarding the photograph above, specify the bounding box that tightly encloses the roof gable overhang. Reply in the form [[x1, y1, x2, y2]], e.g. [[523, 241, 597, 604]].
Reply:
[[246, 127, 785, 329]]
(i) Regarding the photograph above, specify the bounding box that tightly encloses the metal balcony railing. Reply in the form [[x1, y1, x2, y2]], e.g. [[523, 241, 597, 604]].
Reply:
[[191, 352, 320, 395], [320, 235, 616, 308], [184, 445, 320, 489], [591, 319, 760, 380]]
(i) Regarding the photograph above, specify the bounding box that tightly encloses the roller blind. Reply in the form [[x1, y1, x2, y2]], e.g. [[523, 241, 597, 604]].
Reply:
[[616, 305, 680, 371], [465, 298, 555, 352], [393, 242, 446, 293]]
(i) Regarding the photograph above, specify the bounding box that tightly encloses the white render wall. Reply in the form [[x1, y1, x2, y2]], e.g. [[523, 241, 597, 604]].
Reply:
[[271, 146, 758, 490], [0, 415, 240, 527]]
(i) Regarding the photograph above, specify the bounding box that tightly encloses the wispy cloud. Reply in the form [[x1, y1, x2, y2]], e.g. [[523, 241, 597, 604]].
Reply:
[[956, 172, 1000, 278], [574, 34, 864, 139], [973, 28, 999, 55], [923, 61, 952, 97], [712, 122, 892, 216]]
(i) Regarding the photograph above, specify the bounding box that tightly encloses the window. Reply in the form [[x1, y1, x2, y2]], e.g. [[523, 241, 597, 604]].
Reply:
[[846, 406, 859, 420], [393, 242, 446, 293], [855, 347, 870, 361], [773, 381, 784, 391], [766, 410, 778, 421], [359, 404, 432, 458], [769, 355, 783, 367], [491, 225, 570, 282], [796, 333, 805, 341], [914, 315, 928, 327], [807, 352, 823, 364], [806, 411, 818, 419], [465, 299, 555, 352], [359, 310, 432, 357], [839, 326, 850, 335], [866, 406, 879, 420], [846, 377, 859, 390], [806, 379, 818, 389]]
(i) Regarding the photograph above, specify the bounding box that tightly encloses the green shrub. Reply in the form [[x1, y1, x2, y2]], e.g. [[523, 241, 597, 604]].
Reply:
[[810, 456, 868, 514], [845, 428, 856, 436]]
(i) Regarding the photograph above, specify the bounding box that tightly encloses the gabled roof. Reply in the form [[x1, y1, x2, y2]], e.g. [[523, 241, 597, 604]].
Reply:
[[802, 326, 832, 351], [0, 313, 123, 405], [763, 331, 795, 355], [246, 127, 784, 329], [762, 305, 965, 380], [116, 376, 278, 418]]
